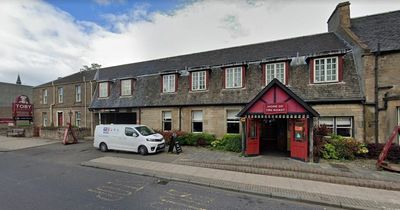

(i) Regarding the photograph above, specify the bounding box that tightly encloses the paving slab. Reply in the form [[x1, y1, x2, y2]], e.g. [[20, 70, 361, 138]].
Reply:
[[82, 156, 400, 210], [0, 136, 58, 151]]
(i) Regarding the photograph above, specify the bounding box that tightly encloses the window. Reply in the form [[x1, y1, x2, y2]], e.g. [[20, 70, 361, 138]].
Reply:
[[125, 127, 137, 137], [249, 120, 257, 138], [225, 67, 242, 88], [99, 82, 109, 98], [265, 62, 285, 85], [192, 111, 203, 132], [42, 112, 48, 127], [314, 57, 338, 83], [191, 71, 206, 91], [75, 111, 81, 127], [318, 116, 353, 137], [163, 74, 176, 93], [227, 110, 240, 133], [162, 111, 172, 131], [42, 89, 48, 104], [75, 85, 81, 102], [121, 79, 132, 96], [57, 87, 63, 103]]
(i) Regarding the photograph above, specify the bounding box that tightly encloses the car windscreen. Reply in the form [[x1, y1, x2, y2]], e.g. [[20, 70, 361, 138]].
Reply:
[[135, 126, 156, 136]]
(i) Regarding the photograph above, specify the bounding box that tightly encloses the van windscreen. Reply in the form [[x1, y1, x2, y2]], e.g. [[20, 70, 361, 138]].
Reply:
[[136, 126, 156, 136]]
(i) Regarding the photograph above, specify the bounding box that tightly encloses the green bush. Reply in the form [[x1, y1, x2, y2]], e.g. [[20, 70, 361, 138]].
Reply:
[[211, 134, 242, 152], [321, 134, 368, 160], [176, 132, 215, 146]]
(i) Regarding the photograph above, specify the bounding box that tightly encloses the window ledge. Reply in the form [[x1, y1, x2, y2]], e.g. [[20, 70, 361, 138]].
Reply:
[[119, 95, 133, 98], [222, 87, 246, 91], [309, 81, 345, 86], [161, 92, 177, 95], [189, 90, 208, 93], [98, 97, 109, 100]]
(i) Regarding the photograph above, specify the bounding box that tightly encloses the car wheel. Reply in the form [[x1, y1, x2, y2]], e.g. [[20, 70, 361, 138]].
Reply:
[[100, 143, 108, 152], [139, 146, 148, 155]]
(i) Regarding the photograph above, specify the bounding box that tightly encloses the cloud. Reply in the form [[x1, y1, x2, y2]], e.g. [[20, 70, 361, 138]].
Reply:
[[93, 0, 126, 6], [1, 0, 400, 86]]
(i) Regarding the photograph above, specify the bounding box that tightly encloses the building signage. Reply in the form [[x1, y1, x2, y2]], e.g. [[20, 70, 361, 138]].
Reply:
[[12, 95, 33, 121], [264, 103, 287, 114]]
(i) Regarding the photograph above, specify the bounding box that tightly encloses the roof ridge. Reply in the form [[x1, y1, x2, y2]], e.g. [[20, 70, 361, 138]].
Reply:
[[351, 10, 400, 21], [99, 32, 336, 71]]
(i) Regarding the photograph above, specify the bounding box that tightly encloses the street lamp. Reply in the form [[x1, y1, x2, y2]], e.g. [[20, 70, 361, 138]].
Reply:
[[69, 110, 73, 126]]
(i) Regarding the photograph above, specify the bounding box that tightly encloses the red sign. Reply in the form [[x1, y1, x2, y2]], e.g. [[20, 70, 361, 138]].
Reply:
[[12, 95, 33, 120], [264, 103, 287, 114]]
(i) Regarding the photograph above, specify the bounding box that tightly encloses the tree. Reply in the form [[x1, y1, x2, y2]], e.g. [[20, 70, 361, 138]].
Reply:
[[80, 63, 101, 72]]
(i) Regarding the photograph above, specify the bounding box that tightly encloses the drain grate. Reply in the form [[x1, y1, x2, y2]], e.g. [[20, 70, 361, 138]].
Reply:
[[156, 179, 170, 185]]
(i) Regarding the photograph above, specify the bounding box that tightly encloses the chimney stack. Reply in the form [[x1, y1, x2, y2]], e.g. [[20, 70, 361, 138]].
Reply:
[[327, 1, 351, 32]]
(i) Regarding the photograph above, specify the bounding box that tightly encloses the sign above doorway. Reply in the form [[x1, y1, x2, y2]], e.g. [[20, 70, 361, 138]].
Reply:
[[264, 103, 287, 114]]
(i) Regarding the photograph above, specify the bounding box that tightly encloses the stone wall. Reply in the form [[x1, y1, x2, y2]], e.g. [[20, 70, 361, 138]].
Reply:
[[140, 106, 244, 139]]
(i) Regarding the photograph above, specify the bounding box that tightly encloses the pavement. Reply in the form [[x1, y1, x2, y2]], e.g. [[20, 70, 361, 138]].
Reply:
[[0, 136, 57, 151], [82, 156, 400, 210]]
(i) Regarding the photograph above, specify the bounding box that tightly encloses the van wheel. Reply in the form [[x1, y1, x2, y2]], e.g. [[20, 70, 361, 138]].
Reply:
[[139, 146, 148, 155], [100, 143, 108, 152]]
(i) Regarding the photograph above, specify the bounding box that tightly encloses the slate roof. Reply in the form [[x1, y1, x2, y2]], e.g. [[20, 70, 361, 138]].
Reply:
[[0, 82, 32, 107], [35, 70, 96, 88], [351, 10, 400, 52], [97, 32, 349, 80]]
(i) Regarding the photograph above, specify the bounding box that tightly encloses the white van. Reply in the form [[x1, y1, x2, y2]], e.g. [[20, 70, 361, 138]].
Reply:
[[94, 124, 165, 155]]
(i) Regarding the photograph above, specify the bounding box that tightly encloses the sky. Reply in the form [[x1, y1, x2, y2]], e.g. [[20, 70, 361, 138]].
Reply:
[[0, 0, 400, 86]]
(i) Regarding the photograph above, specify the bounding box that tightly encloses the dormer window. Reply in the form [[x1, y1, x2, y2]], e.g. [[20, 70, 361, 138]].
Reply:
[[121, 79, 132, 96], [313, 57, 338, 83], [265, 62, 286, 85], [99, 82, 109, 98], [191, 71, 207, 91], [225, 67, 243, 88], [162, 74, 176, 93]]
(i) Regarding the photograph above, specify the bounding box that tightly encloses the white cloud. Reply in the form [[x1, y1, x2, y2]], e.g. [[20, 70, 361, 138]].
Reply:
[[94, 0, 126, 6], [0, 0, 400, 86]]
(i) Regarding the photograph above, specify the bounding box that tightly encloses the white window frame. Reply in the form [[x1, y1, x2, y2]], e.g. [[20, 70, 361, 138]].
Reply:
[[163, 74, 176, 93], [58, 87, 63, 103], [121, 79, 132, 96], [75, 85, 81, 102], [225, 67, 242, 88], [99, 82, 109, 98], [42, 112, 48, 127], [226, 110, 240, 134], [191, 71, 206, 91], [191, 110, 203, 132], [265, 62, 286, 85], [314, 56, 338, 83], [75, 111, 81, 127], [42, 89, 48, 104], [318, 116, 353, 137], [162, 111, 172, 131]]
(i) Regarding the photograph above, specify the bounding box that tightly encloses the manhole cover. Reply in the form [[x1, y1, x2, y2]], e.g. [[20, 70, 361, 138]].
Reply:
[[330, 163, 350, 172], [156, 179, 169, 185]]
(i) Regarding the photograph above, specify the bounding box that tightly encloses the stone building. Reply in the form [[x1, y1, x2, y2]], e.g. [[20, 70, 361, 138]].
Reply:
[[33, 70, 96, 131], [0, 76, 33, 124], [328, 2, 400, 143], [31, 2, 399, 160]]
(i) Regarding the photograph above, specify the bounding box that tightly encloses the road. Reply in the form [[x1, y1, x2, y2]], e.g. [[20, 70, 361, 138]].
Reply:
[[0, 141, 337, 210]]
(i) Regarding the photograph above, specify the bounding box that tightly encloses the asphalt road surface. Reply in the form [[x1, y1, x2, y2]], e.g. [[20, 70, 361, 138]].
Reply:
[[0, 141, 337, 210]]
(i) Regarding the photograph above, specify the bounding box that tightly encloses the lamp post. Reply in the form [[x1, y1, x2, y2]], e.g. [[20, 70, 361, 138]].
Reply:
[[69, 110, 73, 126]]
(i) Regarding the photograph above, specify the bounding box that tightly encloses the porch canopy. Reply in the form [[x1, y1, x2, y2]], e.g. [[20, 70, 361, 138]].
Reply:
[[237, 79, 319, 118]]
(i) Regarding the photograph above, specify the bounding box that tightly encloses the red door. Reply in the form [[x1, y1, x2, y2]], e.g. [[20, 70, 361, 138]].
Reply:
[[290, 118, 308, 161], [246, 118, 260, 155], [57, 112, 63, 127]]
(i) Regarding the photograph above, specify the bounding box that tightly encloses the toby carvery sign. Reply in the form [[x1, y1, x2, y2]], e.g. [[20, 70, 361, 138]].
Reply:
[[12, 95, 33, 120], [264, 103, 287, 114]]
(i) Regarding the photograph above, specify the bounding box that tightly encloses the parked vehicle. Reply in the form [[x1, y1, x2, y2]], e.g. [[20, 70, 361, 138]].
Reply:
[[94, 124, 165, 155]]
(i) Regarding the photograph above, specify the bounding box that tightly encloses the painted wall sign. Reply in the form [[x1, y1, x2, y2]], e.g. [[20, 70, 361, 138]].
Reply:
[[12, 95, 33, 121], [264, 103, 287, 114]]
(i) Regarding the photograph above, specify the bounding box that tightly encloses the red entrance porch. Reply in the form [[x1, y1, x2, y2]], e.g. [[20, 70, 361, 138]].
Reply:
[[238, 79, 319, 161]]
